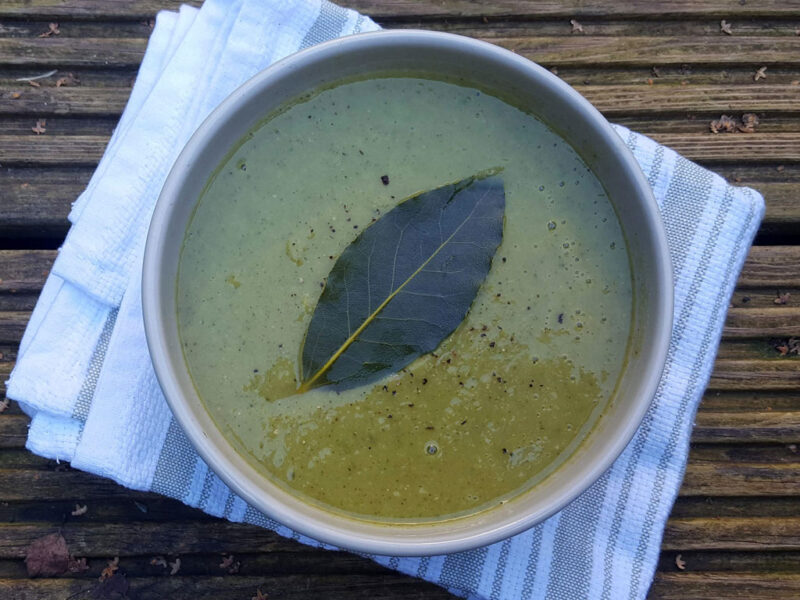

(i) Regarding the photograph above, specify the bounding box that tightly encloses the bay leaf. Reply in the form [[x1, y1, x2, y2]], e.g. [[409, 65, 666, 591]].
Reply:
[[298, 169, 505, 393]]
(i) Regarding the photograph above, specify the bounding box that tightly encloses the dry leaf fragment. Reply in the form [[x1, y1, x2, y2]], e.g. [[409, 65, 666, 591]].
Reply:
[[219, 554, 234, 569], [675, 554, 686, 570], [0, 399, 9, 413], [31, 119, 47, 135], [647, 78, 653, 85], [24, 532, 70, 577], [220, 553, 241, 574], [66, 72, 80, 86], [789, 444, 798, 453], [56, 72, 80, 87], [570, 19, 584, 33], [28, 80, 41, 88], [720, 20, 733, 35], [10, 91, 21, 99], [549, 66, 558, 75], [168, 557, 181, 575], [38, 22, 60, 37], [651, 66, 661, 78], [94, 572, 129, 598], [754, 66, 767, 81], [71, 503, 88, 516], [737, 112, 759, 133], [100, 556, 119, 581], [150, 556, 167, 568], [253, 589, 269, 600], [710, 115, 736, 134], [68, 556, 89, 573], [774, 292, 791, 305], [776, 344, 789, 356]]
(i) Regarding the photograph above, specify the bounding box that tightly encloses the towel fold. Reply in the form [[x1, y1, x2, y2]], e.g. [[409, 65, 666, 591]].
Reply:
[[7, 1, 764, 598]]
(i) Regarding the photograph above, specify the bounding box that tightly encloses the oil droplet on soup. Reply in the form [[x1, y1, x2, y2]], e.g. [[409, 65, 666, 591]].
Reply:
[[177, 76, 633, 521]]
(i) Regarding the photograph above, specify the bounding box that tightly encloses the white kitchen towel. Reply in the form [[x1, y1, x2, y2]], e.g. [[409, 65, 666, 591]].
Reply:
[[6, 1, 764, 599]]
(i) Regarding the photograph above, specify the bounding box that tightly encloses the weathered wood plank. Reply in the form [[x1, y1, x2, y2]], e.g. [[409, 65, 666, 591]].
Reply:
[[0, 67, 137, 88], [0, 574, 453, 600], [0, 312, 28, 346], [724, 307, 800, 338], [1, 0, 800, 20], [648, 133, 800, 164], [649, 572, 800, 600], [680, 462, 800, 496], [0, 516, 795, 559], [656, 550, 800, 573], [4, 85, 799, 118], [739, 245, 800, 288], [756, 183, 800, 236], [0, 469, 167, 502], [0, 38, 146, 67], [356, 1, 800, 19], [1, 133, 798, 166], [0, 251, 54, 293], [0, 21, 159, 39], [0, 135, 107, 165], [0, 417, 28, 449], [490, 36, 800, 67], [0, 168, 88, 239], [0, 87, 128, 115], [0, 1, 199, 20], [402, 20, 800, 39], [2, 36, 800, 69], [671, 497, 800, 519], [0, 548, 391, 579], [699, 391, 800, 412], [662, 517, 800, 551], [708, 360, 800, 392], [692, 411, 800, 444], [580, 84, 800, 116]]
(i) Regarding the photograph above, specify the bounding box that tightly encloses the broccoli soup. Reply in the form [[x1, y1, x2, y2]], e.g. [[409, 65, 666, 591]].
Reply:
[[177, 76, 633, 522]]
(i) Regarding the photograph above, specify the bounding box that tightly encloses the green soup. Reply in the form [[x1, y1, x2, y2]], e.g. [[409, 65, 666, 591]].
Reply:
[[177, 76, 633, 522]]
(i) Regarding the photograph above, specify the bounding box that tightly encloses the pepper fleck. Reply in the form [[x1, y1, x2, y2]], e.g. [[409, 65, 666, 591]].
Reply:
[[380, 174, 390, 185]]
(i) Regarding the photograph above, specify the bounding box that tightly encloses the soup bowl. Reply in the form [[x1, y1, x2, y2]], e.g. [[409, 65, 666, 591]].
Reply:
[[142, 30, 672, 556]]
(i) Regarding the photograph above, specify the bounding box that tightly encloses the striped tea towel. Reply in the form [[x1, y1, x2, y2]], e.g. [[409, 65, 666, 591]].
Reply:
[[6, 1, 765, 598]]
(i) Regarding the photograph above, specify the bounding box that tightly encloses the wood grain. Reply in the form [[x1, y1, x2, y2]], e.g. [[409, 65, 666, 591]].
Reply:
[[5, 0, 800, 19], [0, 575, 453, 600], [0, 87, 129, 116], [1, 133, 798, 166], [649, 572, 800, 600], [4, 84, 799, 118], [0, 134, 107, 165], [0, 38, 146, 67], [3, 36, 799, 69]]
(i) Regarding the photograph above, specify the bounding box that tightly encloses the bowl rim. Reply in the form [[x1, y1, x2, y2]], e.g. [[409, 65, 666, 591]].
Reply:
[[143, 29, 673, 556]]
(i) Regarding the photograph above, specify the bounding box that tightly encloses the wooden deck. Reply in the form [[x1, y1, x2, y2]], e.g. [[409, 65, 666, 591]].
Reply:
[[1, 1, 799, 598]]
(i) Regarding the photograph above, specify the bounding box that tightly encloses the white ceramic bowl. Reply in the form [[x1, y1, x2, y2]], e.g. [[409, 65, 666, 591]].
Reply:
[[143, 30, 672, 556]]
